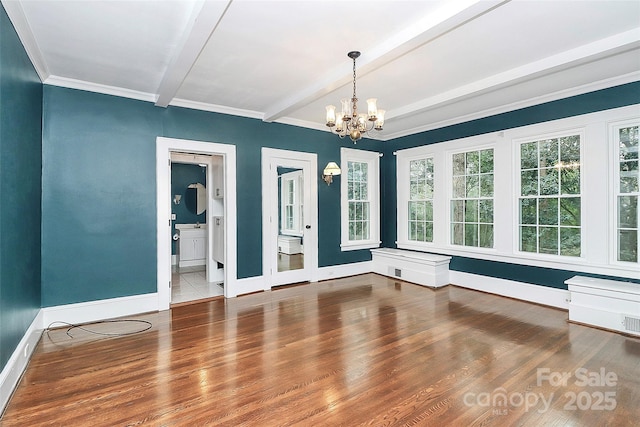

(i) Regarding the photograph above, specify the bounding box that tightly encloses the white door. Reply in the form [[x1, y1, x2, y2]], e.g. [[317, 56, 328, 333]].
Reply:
[[262, 148, 318, 288]]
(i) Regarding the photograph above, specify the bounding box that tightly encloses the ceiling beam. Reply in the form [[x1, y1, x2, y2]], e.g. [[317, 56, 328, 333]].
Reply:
[[154, 0, 232, 108], [388, 28, 640, 122], [261, 0, 510, 123]]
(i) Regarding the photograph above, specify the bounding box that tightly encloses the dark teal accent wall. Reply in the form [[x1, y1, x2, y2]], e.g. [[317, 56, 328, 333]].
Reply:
[[41, 86, 384, 306], [382, 81, 640, 289], [0, 4, 42, 369]]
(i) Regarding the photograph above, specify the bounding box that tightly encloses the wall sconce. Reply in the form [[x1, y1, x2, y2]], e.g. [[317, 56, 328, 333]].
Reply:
[[173, 194, 182, 205], [322, 162, 341, 185]]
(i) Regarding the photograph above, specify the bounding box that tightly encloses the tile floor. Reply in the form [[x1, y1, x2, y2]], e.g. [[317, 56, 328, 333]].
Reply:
[[171, 267, 224, 304]]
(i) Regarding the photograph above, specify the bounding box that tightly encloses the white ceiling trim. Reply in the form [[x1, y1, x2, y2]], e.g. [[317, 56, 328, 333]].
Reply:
[[387, 28, 640, 122], [1, 0, 48, 82], [169, 97, 262, 119], [261, 0, 510, 123], [44, 75, 156, 103], [381, 71, 640, 141], [154, 0, 232, 108]]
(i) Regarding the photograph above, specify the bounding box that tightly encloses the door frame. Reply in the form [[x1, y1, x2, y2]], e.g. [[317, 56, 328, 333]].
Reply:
[[261, 148, 318, 288], [156, 137, 237, 310]]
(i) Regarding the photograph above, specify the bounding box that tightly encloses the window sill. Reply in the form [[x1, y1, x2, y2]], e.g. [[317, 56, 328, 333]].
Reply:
[[341, 241, 381, 252]]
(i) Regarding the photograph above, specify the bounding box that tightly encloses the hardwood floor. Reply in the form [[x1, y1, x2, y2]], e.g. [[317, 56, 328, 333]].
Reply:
[[2, 274, 639, 426]]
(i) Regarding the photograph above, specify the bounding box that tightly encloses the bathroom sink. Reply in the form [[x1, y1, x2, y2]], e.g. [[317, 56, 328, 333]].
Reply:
[[175, 223, 207, 230]]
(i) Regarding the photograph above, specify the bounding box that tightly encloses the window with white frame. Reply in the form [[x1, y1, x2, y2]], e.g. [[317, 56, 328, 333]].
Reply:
[[340, 147, 380, 250], [518, 133, 582, 256], [613, 122, 639, 263], [409, 158, 434, 242], [280, 170, 303, 236], [451, 148, 494, 248]]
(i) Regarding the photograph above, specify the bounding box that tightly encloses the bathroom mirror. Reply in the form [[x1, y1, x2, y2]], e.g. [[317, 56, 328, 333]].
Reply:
[[185, 182, 207, 215]]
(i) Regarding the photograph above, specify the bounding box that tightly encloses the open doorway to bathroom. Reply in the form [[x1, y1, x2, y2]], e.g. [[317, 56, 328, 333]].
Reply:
[[156, 137, 238, 311], [170, 153, 224, 304]]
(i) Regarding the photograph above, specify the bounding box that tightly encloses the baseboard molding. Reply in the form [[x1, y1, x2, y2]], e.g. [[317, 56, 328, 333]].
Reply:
[[0, 309, 43, 415], [317, 261, 373, 282], [41, 293, 160, 328], [450, 270, 570, 309]]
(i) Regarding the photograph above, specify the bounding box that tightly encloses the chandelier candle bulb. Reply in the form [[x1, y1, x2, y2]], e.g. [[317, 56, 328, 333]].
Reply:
[[336, 112, 344, 131], [325, 105, 336, 127], [367, 98, 378, 120], [341, 98, 352, 120], [374, 110, 385, 130]]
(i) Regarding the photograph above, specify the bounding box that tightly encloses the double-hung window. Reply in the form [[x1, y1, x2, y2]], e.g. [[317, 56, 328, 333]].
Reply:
[[409, 158, 435, 242], [612, 121, 639, 263], [518, 133, 582, 256], [340, 147, 380, 251], [451, 148, 494, 248]]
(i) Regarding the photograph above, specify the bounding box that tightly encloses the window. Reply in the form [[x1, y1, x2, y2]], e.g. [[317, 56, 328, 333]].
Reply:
[[340, 147, 380, 251], [451, 148, 494, 248], [409, 158, 434, 242], [613, 122, 639, 263], [518, 133, 581, 256], [280, 170, 303, 236]]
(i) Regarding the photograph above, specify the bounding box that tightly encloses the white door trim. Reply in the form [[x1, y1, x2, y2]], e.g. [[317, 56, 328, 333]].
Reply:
[[261, 148, 318, 289], [156, 137, 238, 310]]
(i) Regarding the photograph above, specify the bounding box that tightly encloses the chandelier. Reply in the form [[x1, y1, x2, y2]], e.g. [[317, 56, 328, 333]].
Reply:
[[325, 51, 385, 143]]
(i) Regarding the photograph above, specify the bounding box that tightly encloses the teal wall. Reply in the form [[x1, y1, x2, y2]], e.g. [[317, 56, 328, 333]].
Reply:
[[0, 4, 43, 369], [381, 81, 640, 289], [41, 86, 384, 307]]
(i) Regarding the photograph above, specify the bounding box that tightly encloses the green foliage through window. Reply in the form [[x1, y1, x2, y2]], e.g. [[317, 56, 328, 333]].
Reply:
[[616, 125, 639, 263], [451, 149, 494, 248], [348, 161, 370, 241], [519, 135, 581, 256], [408, 158, 434, 242]]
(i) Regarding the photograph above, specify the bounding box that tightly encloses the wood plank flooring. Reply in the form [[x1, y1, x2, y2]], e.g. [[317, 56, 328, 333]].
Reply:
[[2, 273, 639, 426]]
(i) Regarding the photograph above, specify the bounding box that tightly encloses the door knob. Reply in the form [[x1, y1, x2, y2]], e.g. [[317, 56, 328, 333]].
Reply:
[[305, 225, 311, 229]]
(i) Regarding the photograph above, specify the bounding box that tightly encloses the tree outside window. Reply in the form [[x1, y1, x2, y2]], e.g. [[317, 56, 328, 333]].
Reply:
[[519, 135, 581, 256], [616, 125, 639, 263], [451, 148, 494, 248]]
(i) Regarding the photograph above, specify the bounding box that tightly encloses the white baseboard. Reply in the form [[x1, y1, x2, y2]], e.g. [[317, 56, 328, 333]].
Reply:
[[317, 261, 373, 282], [0, 310, 44, 415], [41, 293, 160, 328], [450, 270, 570, 309]]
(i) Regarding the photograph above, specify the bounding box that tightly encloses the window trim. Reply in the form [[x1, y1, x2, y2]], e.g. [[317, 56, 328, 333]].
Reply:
[[340, 147, 381, 251]]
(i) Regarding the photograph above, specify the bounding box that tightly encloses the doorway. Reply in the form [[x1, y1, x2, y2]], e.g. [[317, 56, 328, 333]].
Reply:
[[156, 137, 237, 311], [170, 153, 224, 304], [262, 148, 318, 288]]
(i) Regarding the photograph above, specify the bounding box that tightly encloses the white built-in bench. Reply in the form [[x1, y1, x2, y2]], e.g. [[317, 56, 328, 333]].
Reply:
[[566, 276, 640, 337], [371, 248, 451, 288]]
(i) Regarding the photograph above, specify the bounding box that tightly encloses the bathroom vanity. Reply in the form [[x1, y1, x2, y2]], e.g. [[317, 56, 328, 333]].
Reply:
[[176, 224, 207, 268]]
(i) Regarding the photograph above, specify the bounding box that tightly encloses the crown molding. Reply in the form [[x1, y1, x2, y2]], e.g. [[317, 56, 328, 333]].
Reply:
[[43, 75, 156, 103]]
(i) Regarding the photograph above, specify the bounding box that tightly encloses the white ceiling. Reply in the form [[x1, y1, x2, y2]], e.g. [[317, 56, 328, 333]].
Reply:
[[4, 0, 640, 140]]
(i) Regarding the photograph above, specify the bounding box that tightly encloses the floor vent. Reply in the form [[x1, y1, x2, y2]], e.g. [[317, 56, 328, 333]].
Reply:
[[394, 268, 402, 278], [623, 315, 640, 333]]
